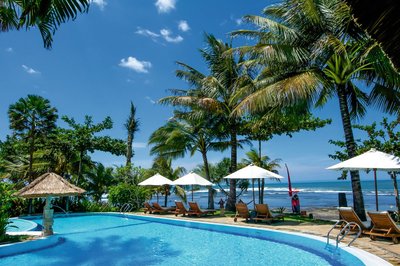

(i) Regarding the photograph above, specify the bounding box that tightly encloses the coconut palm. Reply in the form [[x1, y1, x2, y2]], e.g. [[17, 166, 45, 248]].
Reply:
[[0, 0, 90, 48], [8, 95, 58, 181], [125, 102, 140, 166], [233, 0, 400, 220], [241, 149, 282, 204], [84, 163, 115, 203], [149, 113, 224, 209], [160, 33, 253, 210], [151, 156, 186, 206]]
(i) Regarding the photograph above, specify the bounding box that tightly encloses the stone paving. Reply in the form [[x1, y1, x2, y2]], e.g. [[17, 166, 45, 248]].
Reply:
[[136, 210, 400, 265]]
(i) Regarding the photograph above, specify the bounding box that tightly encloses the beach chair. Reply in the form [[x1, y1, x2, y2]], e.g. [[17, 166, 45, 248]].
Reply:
[[338, 207, 370, 234], [367, 211, 400, 244], [152, 202, 175, 214], [188, 202, 216, 217], [144, 202, 154, 214], [174, 201, 188, 216], [234, 203, 251, 222], [254, 204, 284, 223]]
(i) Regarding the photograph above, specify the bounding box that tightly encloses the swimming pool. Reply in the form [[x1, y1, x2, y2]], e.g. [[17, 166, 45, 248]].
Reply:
[[0, 214, 388, 265], [6, 218, 40, 232]]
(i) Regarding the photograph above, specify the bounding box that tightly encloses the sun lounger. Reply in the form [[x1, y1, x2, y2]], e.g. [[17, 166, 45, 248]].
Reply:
[[188, 202, 216, 217], [152, 202, 175, 214], [254, 204, 284, 223], [234, 202, 251, 222], [367, 211, 400, 244], [144, 202, 154, 214], [338, 207, 370, 234], [174, 201, 188, 216]]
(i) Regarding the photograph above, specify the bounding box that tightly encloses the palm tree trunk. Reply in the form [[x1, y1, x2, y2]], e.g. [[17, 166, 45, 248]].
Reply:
[[126, 133, 133, 166], [28, 120, 36, 182], [258, 140, 264, 204], [77, 150, 84, 185], [391, 173, 400, 215], [337, 84, 367, 221], [201, 150, 214, 209], [226, 126, 237, 211]]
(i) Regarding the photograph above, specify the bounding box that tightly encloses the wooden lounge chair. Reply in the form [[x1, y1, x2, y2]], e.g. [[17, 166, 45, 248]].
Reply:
[[234, 202, 251, 222], [338, 207, 370, 234], [143, 202, 154, 214], [152, 202, 175, 214], [174, 201, 188, 216], [188, 202, 216, 217], [367, 211, 400, 244], [254, 204, 284, 223]]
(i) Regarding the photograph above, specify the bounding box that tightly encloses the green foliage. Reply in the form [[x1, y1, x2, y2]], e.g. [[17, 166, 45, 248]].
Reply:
[[70, 199, 116, 212], [108, 183, 150, 211], [0, 0, 90, 49], [0, 182, 16, 241]]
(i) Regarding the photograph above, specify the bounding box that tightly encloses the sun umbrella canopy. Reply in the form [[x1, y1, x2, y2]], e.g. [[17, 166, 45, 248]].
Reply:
[[223, 164, 284, 180], [326, 148, 400, 171], [327, 148, 400, 211], [173, 172, 213, 186], [16, 172, 85, 198], [138, 173, 173, 186]]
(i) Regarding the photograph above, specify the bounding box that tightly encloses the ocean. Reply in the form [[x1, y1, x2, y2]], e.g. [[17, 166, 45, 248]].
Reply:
[[162, 179, 399, 212]]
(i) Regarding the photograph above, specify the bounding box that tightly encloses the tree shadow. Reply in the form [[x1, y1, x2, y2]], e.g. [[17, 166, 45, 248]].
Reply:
[[34, 234, 181, 265]]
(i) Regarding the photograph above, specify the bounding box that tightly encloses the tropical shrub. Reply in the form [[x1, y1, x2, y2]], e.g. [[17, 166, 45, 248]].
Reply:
[[0, 182, 16, 241], [108, 183, 150, 211], [69, 199, 116, 212]]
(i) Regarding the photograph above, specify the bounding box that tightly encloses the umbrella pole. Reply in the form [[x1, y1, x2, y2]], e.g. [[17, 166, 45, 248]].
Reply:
[[192, 185, 194, 202], [252, 179, 256, 209], [374, 169, 379, 211]]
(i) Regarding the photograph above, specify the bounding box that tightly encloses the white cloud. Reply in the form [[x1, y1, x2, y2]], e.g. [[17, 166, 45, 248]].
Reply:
[[178, 20, 190, 32], [135, 27, 160, 42], [160, 29, 183, 43], [136, 27, 183, 44], [91, 0, 107, 10], [22, 65, 40, 75], [145, 96, 156, 104], [119, 57, 151, 73], [155, 0, 176, 13], [5, 47, 13, 52]]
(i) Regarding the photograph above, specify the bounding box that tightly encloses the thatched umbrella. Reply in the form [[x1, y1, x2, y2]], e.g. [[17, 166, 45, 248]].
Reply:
[[16, 172, 85, 236]]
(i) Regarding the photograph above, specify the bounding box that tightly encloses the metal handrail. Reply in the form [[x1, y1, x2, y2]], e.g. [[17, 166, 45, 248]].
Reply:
[[327, 220, 362, 248], [120, 203, 133, 214]]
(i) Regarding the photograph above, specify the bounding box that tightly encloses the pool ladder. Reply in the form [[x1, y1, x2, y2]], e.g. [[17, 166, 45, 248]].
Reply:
[[326, 220, 361, 248], [120, 203, 133, 218]]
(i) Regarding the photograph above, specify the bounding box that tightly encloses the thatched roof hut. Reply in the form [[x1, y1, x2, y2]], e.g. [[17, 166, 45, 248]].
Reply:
[[16, 172, 85, 198]]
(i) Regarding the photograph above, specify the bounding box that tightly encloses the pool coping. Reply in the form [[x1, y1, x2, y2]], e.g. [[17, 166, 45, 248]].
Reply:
[[0, 212, 392, 265]]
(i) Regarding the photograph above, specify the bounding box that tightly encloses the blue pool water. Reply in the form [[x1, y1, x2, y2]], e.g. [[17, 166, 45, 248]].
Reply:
[[1, 214, 365, 265], [6, 218, 39, 232]]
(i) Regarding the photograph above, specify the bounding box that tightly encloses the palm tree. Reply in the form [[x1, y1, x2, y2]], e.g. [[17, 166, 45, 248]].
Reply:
[[125, 102, 140, 166], [233, 0, 400, 220], [241, 149, 281, 204], [0, 0, 90, 48], [8, 95, 58, 182], [84, 163, 115, 203], [160, 34, 253, 211], [149, 114, 223, 209], [151, 156, 186, 206]]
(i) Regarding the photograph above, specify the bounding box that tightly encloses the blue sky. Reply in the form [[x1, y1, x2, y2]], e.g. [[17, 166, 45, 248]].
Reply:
[[0, 0, 391, 182]]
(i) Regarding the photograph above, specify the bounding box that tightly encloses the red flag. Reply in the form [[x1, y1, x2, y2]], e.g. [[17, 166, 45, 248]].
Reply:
[[285, 163, 293, 197]]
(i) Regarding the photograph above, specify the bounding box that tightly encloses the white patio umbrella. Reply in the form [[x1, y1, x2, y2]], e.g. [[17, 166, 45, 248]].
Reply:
[[224, 164, 284, 207], [172, 172, 213, 202], [327, 148, 400, 211], [139, 173, 173, 205]]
